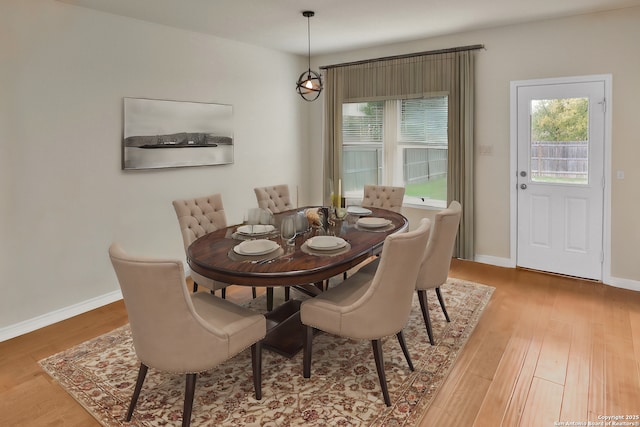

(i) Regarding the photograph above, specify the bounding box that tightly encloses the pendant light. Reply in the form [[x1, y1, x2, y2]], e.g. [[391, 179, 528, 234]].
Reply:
[[296, 11, 323, 101]]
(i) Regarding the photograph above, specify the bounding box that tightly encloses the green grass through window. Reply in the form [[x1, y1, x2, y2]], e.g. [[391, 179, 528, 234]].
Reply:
[[405, 177, 447, 201]]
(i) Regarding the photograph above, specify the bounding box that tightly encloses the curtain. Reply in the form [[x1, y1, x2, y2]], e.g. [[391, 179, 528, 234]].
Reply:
[[322, 68, 344, 206], [322, 49, 477, 259]]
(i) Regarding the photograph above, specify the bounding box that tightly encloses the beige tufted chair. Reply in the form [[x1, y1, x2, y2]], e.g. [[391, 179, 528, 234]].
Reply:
[[361, 185, 405, 213], [357, 201, 462, 345], [300, 219, 432, 406], [254, 184, 294, 213], [254, 185, 294, 308], [346, 184, 406, 282], [173, 193, 256, 299], [109, 243, 266, 427], [414, 201, 461, 344]]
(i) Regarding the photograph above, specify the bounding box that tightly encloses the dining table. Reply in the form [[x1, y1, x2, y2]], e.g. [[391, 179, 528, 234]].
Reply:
[[187, 206, 409, 357]]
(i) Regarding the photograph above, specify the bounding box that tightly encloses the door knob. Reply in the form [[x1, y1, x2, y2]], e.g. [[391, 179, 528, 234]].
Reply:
[[520, 184, 527, 190]]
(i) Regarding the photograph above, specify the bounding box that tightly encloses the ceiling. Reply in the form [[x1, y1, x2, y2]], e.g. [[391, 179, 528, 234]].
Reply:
[[60, 0, 640, 56]]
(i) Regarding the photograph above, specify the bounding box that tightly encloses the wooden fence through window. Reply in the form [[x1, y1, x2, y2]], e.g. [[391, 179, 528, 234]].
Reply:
[[531, 141, 588, 180]]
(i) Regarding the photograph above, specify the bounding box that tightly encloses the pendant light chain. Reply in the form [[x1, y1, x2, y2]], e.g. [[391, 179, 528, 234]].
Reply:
[[307, 14, 311, 72]]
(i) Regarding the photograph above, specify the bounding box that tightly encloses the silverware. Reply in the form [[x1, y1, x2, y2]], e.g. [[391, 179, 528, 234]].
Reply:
[[251, 255, 279, 264]]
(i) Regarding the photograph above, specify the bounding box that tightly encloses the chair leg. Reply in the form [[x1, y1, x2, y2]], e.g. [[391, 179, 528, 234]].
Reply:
[[193, 282, 198, 292], [266, 288, 274, 311], [303, 325, 313, 378], [417, 290, 435, 345], [252, 287, 257, 299], [182, 373, 197, 427], [221, 288, 226, 299], [371, 339, 391, 407], [284, 287, 290, 301], [396, 331, 414, 371], [126, 363, 148, 421], [435, 287, 451, 322], [251, 342, 262, 400]]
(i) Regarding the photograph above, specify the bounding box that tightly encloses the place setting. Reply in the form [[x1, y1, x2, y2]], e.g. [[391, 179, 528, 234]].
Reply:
[[233, 223, 277, 239], [355, 216, 394, 232], [232, 208, 278, 240], [228, 238, 284, 263], [346, 205, 372, 216], [301, 235, 351, 256]]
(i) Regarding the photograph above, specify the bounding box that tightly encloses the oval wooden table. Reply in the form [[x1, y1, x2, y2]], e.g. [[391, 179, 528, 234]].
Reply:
[[188, 207, 408, 357]]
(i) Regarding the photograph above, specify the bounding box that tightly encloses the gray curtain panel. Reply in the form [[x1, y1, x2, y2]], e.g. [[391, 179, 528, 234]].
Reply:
[[322, 48, 477, 259]]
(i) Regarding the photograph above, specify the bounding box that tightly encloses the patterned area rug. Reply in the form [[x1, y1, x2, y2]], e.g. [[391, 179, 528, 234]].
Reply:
[[39, 278, 494, 426]]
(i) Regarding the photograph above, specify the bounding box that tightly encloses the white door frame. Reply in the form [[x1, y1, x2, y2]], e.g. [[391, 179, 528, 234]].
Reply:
[[509, 74, 612, 282]]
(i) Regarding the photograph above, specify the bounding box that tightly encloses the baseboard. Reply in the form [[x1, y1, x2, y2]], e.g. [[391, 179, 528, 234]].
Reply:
[[0, 289, 123, 343], [473, 254, 515, 268], [474, 254, 640, 292], [605, 275, 640, 292], [1, 265, 193, 343]]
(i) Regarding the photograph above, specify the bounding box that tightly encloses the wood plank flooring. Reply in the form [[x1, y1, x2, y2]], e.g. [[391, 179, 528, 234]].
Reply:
[[423, 261, 640, 426], [1, 260, 638, 426]]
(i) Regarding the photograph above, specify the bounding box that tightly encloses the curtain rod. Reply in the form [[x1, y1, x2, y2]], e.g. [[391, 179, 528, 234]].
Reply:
[[320, 44, 484, 70]]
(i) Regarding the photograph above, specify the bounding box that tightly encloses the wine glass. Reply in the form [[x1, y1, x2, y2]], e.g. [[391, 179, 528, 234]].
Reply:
[[259, 208, 274, 226], [280, 215, 297, 247], [246, 208, 262, 234]]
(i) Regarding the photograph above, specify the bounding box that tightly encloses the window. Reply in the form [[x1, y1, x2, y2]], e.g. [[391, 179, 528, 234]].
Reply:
[[529, 97, 589, 185], [342, 96, 448, 208]]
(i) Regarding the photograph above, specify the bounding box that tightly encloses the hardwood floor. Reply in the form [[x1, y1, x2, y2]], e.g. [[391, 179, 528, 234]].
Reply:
[[422, 260, 640, 426], [1, 260, 638, 426]]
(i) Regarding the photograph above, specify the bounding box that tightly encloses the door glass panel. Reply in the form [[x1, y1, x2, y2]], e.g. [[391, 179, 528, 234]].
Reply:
[[530, 97, 589, 184]]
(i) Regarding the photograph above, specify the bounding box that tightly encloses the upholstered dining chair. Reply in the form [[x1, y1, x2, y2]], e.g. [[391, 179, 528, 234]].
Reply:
[[344, 184, 406, 282], [361, 184, 405, 213], [357, 201, 462, 345], [173, 193, 256, 299], [108, 243, 266, 427], [254, 184, 294, 213], [254, 184, 293, 308], [300, 219, 432, 406], [413, 201, 462, 344]]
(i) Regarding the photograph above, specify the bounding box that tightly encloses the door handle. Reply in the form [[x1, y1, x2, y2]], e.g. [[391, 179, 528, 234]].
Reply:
[[520, 184, 527, 190]]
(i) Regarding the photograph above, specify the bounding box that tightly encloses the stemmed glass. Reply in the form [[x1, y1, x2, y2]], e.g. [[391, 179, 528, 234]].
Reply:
[[280, 215, 297, 247], [245, 208, 262, 234], [259, 209, 274, 226]]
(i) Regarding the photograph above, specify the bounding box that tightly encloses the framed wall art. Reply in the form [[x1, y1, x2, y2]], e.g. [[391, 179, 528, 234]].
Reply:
[[122, 97, 234, 170]]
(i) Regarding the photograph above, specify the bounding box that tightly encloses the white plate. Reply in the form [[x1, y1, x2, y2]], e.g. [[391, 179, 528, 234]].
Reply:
[[307, 236, 347, 251], [347, 206, 372, 216], [236, 224, 275, 235], [357, 217, 392, 229], [233, 239, 280, 256]]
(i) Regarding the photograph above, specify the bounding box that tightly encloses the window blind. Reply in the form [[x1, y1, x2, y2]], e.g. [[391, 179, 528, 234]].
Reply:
[[400, 97, 448, 145]]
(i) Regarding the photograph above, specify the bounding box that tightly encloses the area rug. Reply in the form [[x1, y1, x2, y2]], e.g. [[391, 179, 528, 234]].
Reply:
[[39, 278, 494, 426]]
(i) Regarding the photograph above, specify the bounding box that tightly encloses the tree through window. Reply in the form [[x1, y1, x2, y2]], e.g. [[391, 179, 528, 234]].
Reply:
[[530, 98, 589, 184]]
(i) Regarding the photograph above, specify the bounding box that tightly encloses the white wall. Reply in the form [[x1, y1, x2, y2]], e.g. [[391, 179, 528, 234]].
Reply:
[[0, 0, 311, 333], [311, 6, 640, 284]]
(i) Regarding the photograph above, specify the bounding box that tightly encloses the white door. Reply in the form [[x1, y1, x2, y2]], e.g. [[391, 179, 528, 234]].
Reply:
[[516, 80, 605, 280]]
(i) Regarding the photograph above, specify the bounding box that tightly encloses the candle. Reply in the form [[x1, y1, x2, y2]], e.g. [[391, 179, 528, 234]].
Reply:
[[338, 179, 341, 201]]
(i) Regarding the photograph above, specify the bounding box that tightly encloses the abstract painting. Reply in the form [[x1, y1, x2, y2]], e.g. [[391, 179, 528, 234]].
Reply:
[[123, 97, 233, 170]]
